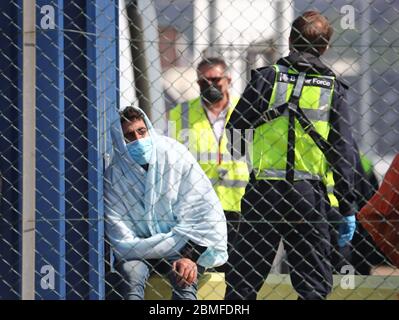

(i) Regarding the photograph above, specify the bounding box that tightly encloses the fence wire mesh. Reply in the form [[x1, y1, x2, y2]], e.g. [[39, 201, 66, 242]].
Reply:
[[0, 0, 399, 300]]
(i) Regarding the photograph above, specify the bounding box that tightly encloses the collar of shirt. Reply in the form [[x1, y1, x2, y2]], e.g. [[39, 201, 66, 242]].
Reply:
[[203, 103, 230, 125], [278, 51, 335, 76], [203, 103, 230, 143]]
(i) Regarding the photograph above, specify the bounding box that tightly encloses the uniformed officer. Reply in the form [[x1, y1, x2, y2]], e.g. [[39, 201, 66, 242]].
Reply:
[[225, 11, 357, 300]]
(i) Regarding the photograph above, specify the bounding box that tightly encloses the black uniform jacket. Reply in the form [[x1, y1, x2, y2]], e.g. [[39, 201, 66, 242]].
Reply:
[[227, 51, 356, 216]]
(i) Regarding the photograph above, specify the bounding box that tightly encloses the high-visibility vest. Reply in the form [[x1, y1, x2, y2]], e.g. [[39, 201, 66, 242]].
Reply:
[[252, 64, 335, 181], [168, 97, 249, 212], [360, 154, 374, 177]]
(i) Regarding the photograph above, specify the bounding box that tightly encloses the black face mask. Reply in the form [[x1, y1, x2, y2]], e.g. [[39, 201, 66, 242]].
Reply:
[[200, 82, 223, 104]]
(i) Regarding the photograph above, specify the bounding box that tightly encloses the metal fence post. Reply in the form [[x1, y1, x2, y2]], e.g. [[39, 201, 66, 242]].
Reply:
[[22, 0, 36, 301]]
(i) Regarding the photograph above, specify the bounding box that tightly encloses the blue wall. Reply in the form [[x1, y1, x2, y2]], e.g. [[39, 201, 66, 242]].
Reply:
[[0, 0, 23, 299], [0, 0, 118, 299]]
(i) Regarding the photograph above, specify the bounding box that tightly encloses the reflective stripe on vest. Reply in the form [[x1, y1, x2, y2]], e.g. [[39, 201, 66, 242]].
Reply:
[[324, 170, 339, 208], [181, 101, 189, 131], [253, 168, 322, 181], [272, 107, 330, 122], [190, 152, 232, 162], [209, 179, 248, 188], [253, 64, 335, 181]]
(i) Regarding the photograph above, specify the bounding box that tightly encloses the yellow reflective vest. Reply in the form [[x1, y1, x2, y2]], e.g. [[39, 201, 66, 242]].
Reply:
[[252, 64, 335, 181], [169, 97, 249, 212], [324, 171, 339, 208]]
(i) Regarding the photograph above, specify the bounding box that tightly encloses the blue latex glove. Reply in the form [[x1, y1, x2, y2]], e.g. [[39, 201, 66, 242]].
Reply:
[[338, 215, 356, 248]]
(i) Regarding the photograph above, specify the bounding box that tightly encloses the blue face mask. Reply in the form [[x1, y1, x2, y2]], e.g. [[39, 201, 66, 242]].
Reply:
[[126, 137, 153, 165]]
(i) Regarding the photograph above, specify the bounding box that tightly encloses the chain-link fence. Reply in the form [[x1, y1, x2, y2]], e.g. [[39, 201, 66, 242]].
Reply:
[[1, 0, 399, 300]]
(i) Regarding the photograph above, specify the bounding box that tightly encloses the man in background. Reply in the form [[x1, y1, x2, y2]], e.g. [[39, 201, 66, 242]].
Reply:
[[169, 57, 249, 281]]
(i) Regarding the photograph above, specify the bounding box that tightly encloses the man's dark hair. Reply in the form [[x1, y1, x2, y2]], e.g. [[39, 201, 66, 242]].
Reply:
[[120, 106, 145, 125], [197, 56, 228, 73], [290, 11, 333, 56]]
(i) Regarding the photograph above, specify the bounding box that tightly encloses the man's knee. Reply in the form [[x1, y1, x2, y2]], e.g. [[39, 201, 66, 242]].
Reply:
[[117, 260, 151, 300], [118, 260, 149, 288]]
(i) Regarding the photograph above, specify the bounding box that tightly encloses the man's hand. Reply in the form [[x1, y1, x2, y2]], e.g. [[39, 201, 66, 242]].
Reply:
[[172, 258, 198, 288], [338, 215, 356, 248]]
